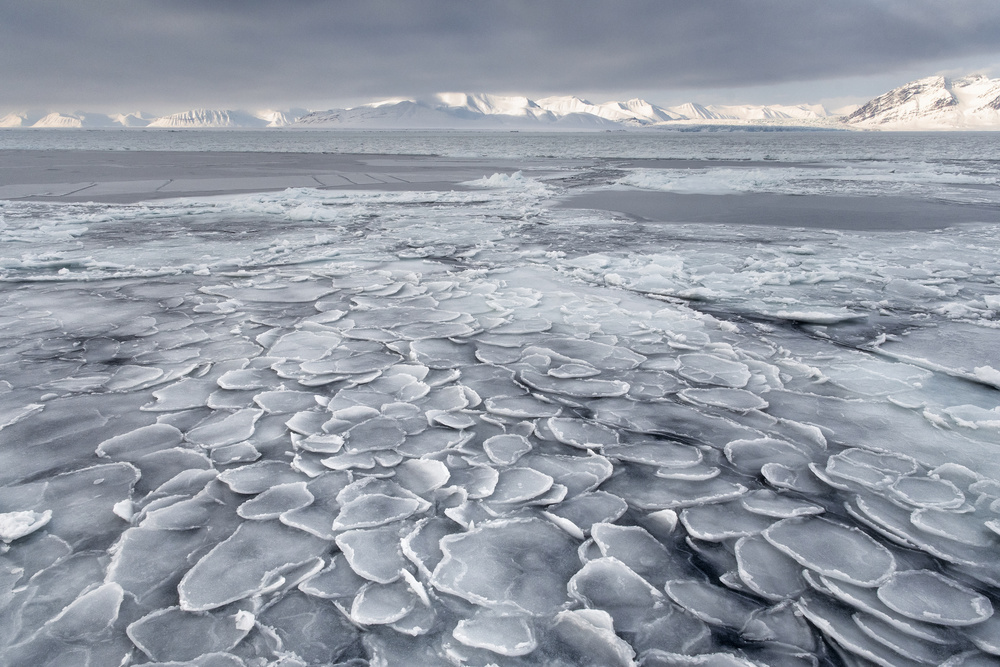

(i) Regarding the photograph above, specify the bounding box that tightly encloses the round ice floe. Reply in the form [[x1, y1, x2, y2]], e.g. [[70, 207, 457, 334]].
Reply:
[[95, 423, 183, 460], [547, 417, 618, 449], [179, 521, 329, 611], [186, 409, 263, 449], [520, 371, 630, 398], [605, 468, 748, 510], [484, 395, 562, 419], [679, 388, 768, 412], [211, 442, 261, 465], [549, 609, 635, 667], [796, 592, 924, 667], [409, 338, 474, 369], [253, 390, 319, 414], [0, 509, 51, 543], [453, 612, 537, 657], [44, 581, 124, 642], [677, 353, 751, 388], [298, 554, 367, 600], [393, 459, 450, 496], [964, 613, 1000, 655], [877, 570, 993, 626], [734, 535, 808, 601], [350, 580, 417, 625], [605, 440, 703, 468], [590, 523, 679, 587], [285, 411, 329, 437], [126, 605, 253, 661], [763, 517, 896, 587], [268, 330, 342, 361], [431, 518, 578, 615], [725, 438, 811, 474], [488, 468, 554, 504], [761, 462, 828, 495], [825, 456, 895, 489], [545, 491, 629, 535], [911, 507, 998, 548], [569, 557, 663, 613], [237, 482, 314, 520], [852, 613, 955, 665], [654, 464, 720, 481], [680, 502, 774, 542], [890, 476, 966, 509], [332, 494, 425, 530], [336, 524, 410, 584], [483, 434, 533, 465], [549, 363, 601, 378], [427, 410, 476, 430], [838, 448, 920, 477], [217, 368, 273, 391], [663, 579, 762, 632], [142, 495, 216, 530], [740, 490, 824, 518], [448, 465, 500, 499], [297, 433, 345, 454], [343, 417, 406, 453]]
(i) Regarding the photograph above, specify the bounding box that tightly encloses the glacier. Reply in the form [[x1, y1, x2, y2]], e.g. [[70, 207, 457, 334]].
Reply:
[[1, 131, 1000, 665]]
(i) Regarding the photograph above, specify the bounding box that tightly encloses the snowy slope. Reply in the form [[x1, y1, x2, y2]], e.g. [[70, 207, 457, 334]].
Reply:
[[147, 109, 271, 128], [31, 112, 121, 128], [536, 96, 681, 124], [846, 74, 1000, 129], [296, 96, 624, 129], [705, 103, 828, 121]]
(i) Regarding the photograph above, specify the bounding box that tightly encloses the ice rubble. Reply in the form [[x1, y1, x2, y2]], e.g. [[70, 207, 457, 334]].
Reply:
[[4, 174, 1000, 665]]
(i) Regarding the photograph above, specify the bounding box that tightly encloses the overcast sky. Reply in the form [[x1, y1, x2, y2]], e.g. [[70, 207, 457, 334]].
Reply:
[[3, 0, 1000, 113]]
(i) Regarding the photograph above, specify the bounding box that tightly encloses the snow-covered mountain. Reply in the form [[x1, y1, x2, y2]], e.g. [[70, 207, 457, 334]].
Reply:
[[147, 108, 308, 128], [295, 93, 832, 129], [0, 108, 306, 129], [294, 94, 622, 129], [846, 74, 1000, 129], [4, 74, 1000, 130]]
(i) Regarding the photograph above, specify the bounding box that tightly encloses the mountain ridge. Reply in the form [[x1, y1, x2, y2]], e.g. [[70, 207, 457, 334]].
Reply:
[[3, 73, 999, 130]]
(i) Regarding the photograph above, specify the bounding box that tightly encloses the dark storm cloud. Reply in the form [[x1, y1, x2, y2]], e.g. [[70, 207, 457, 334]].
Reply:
[[3, 0, 1000, 109]]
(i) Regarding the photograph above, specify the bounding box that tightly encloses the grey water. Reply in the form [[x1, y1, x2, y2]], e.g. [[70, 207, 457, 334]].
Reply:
[[2, 130, 1000, 666]]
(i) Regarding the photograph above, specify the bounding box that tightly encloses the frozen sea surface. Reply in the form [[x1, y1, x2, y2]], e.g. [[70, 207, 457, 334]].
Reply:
[[2, 131, 1000, 666]]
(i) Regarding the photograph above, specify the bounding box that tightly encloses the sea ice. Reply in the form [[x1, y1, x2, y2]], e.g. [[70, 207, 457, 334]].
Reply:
[[733, 535, 809, 601], [487, 467, 554, 504], [676, 353, 751, 388], [126, 606, 253, 661], [431, 517, 578, 614], [0, 509, 51, 543], [763, 517, 896, 586], [237, 482, 314, 520], [350, 580, 418, 625], [43, 581, 124, 642], [877, 570, 993, 626], [452, 611, 537, 656], [336, 524, 411, 584], [568, 557, 663, 631], [549, 609, 636, 666], [178, 521, 329, 611], [332, 494, 426, 530], [663, 579, 766, 635]]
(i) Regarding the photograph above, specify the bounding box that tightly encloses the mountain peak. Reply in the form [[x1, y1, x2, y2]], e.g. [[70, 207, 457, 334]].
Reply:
[[845, 73, 1000, 129]]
